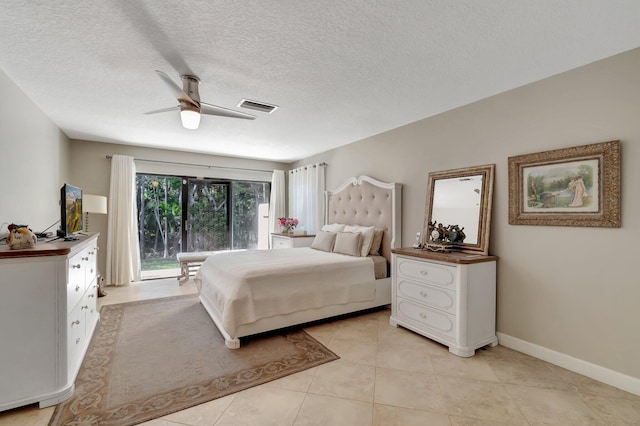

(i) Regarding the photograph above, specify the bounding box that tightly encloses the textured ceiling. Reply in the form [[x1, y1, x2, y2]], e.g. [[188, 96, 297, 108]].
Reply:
[[1, 1, 639, 162]]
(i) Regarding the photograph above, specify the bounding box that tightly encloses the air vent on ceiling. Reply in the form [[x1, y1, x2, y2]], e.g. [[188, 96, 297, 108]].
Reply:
[[238, 99, 278, 114]]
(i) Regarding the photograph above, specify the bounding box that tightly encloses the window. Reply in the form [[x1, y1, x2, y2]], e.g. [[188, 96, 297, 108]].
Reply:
[[136, 174, 270, 277]]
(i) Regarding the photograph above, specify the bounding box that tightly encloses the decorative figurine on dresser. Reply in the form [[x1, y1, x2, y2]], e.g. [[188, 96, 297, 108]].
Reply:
[[390, 164, 498, 357]]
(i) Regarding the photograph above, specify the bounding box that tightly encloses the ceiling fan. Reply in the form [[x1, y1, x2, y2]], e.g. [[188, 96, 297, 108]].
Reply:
[[145, 70, 256, 129]]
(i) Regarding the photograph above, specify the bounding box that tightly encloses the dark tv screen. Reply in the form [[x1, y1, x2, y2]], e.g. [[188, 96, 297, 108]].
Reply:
[[59, 183, 83, 237]]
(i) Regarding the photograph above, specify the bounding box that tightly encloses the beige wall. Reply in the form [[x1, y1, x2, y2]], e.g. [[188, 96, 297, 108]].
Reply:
[[68, 140, 288, 277], [300, 48, 640, 381], [0, 68, 70, 235]]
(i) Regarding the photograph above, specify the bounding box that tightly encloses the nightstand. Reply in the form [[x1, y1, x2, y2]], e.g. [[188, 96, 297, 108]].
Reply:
[[270, 233, 315, 249]]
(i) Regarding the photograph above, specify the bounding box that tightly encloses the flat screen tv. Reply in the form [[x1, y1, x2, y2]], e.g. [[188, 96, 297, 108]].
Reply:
[[58, 183, 83, 238]]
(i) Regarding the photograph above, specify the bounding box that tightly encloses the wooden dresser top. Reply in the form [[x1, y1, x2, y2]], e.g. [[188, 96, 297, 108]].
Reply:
[[391, 247, 498, 264], [0, 233, 99, 259]]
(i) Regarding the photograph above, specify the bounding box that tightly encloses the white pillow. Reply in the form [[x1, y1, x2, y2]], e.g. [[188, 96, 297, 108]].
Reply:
[[322, 223, 346, 233], [333, 232, 362, 257], [344, 225, 375, 257], [369, 228, 384, 256], [310, 230, 336, 252]]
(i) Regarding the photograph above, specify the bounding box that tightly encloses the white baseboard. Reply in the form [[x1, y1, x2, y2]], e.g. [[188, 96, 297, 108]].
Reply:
[[497, 332, 640, 397]]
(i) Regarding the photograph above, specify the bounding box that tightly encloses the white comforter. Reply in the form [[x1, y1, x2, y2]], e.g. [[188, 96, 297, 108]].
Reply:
[[194, 248, 376, 338]]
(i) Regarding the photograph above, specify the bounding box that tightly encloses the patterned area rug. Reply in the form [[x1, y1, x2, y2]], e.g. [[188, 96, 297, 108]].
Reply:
[[49, 295, 338, 425]]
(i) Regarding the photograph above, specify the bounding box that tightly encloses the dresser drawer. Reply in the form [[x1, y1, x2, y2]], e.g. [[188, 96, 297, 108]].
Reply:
[[396, 298, 456, 339], [396, 256, 456, 289], [272, 237, 290, 249], [67, 303, 85, 376], [83, 281, 98, 328], [396, 278, 456, 315], [67, 251, 85, 296], [83, 246, 98, 291], [66, 279, 84, 316]]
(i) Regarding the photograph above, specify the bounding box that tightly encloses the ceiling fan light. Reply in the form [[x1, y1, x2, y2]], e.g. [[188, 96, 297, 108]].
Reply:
[[180, 109, 201, 129]]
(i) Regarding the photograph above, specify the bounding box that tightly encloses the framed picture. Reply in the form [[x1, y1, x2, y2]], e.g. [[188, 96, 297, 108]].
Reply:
[[508, 140, 621, 227]]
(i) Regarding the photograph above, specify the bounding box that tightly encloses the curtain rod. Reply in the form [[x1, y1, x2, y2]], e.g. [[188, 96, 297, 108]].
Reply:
[[289, 162, 327, 173], [105, 154, 273, 173]]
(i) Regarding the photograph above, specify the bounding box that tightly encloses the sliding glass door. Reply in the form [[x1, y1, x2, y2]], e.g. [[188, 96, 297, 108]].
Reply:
[[136, 175, 183, 276], [186, 179, 230, 252], [230, 180, 271, 250], [136, 174, 270, 278]]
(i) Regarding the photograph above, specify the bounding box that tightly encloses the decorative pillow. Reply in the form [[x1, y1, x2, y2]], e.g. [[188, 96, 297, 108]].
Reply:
[[369, 228, 384, 256], [332, 231, 362, 257], [322, 223, 346, 233], [310, 230, 337, 252], [344, 225, 375, 257]]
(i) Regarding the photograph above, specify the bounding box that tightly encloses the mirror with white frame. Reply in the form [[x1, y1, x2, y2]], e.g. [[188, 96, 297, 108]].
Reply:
[[423, 164, 495, 255]]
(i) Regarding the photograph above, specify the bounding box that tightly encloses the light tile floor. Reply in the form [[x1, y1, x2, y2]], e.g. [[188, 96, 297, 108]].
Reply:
[[1, 278, 639, 425]]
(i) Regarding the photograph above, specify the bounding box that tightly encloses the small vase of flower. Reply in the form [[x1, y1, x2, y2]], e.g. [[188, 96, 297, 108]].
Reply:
[[278, 217, 299, 234]]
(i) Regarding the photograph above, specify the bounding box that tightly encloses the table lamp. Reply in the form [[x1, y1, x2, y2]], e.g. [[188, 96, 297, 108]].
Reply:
[[83, 194, 107, 232]]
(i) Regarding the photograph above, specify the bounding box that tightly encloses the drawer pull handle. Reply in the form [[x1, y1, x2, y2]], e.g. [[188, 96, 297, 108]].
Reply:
[[82, 257, 89, 261], [420, 270, 428, 276], [81, 305, 88, 310], [88, 294, 95, 298], [88, 251, 95, 255], [75, 285, 81, 292], [72, 264, 81, 269], [71, 320, 80, 326], [76, 338, 80, 344], [419, 312, 427, 319], [419, 291, 428, 298]]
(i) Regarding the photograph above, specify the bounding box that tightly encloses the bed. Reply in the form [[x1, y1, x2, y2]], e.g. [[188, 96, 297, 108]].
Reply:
[[194, 175, 402, 348]]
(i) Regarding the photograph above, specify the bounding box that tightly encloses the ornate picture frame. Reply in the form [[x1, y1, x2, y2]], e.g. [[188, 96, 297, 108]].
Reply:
[[508, 140, 621, 227]]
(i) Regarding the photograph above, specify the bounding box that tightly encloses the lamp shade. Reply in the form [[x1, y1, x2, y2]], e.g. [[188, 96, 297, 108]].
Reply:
[[84, 194, 107, 214]]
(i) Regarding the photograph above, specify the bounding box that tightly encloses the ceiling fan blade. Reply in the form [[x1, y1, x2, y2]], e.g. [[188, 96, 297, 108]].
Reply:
[[144, 105, 180, 115], [155, 70, 198, 107], [200, 102, 256, 120]]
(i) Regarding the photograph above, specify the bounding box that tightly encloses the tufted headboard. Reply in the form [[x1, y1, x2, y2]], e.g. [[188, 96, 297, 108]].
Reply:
[[325, 176, 402, 262]]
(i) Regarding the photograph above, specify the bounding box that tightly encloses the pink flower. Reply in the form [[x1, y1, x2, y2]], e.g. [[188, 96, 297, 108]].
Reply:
[[277, 217, 298, 231]]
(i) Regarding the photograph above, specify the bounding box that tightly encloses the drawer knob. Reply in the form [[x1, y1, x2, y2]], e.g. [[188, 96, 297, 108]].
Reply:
[[419, 291, 428, 298], [82, 256, 89, 261], [76, 338, 80, 344], [420, 270, 428, 276], [88, 251, 95, 255], [75, 285, 81, 292], [81, 305, 88, 310], [72, 264, 81, 269], [419, 312, 427, 319], [71, 320, 80, 326], [88, 294, 95, 298]]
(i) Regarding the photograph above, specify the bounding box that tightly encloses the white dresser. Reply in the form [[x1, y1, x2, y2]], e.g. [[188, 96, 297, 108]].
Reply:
[[0, 233, 100, 411], [390, 248, 498, 357], [270, 233, 315, 249]]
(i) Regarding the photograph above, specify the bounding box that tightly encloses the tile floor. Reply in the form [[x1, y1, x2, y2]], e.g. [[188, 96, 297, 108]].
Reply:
[[1, 278, 639, 425]]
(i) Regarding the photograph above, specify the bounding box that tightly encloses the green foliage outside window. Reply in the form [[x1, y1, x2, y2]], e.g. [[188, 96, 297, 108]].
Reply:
[[136, 174, 270, 271]]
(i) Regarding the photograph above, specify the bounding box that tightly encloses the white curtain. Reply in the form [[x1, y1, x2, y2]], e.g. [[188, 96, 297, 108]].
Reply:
[[288, 163, 325, 234], [268, 170, 286, 245], [106, 155, 140, 285]]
